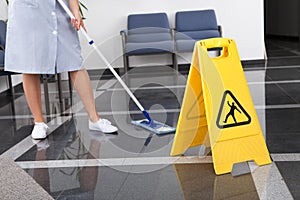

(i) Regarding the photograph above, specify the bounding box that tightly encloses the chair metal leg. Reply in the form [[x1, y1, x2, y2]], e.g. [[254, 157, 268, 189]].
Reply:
[[172, 53, 178, 71], [7, 75, 16, 117], [123, 54, 129, 73], [7, 75, 14, 96], [68, 72, 73, 106], [42, 75, 51, 117], [57, 74, 64, 114]]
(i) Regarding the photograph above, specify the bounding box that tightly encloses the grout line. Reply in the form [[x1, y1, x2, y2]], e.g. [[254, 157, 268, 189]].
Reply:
[[255, 104, 300, 110], [1, 103, 300, 121], [245, 65, 300, 71], [14, 153, 300, 170], [98, 79, 300, 90], [62, 108, 181, 117], [249, 79, 300, 85], [16, 156, 213, 169], [103, 85, 186, 92], [271, 153, 300, 162], [0, 108, 182, 120]]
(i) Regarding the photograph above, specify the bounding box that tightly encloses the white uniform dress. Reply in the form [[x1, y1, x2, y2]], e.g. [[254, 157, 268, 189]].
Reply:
[[5, 0, 83, 74]]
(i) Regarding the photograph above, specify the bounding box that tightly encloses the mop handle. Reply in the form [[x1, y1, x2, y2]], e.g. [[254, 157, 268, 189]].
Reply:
[[57, 0, 145, 112]]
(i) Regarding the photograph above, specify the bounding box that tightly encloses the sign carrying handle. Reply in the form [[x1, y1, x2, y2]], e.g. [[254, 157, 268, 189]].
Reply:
[[199, 38, 234, 58]]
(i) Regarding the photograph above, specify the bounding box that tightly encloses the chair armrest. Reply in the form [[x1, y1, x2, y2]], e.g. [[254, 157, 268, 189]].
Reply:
[[218, 25, 222, 37], [171, 28, 175, 37], [120, 30, 128, 35], [171, 28, 177, 52], [120, 30, 128, 41], [120, 30, 128, 54]]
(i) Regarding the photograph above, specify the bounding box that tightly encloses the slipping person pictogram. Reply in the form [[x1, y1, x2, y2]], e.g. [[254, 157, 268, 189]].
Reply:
[[223, 101, 241, 124], [216, 90, 251, 129]]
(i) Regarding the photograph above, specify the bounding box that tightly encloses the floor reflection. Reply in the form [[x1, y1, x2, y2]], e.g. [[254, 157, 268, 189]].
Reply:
[[1, 41, 300, 198], [174, 164, 259, 200]]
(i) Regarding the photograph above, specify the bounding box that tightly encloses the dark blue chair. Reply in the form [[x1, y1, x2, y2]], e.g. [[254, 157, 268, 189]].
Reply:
[[174, 10, 222, 53], [121, 13, 176, 72], [0, 20, 17, 95]]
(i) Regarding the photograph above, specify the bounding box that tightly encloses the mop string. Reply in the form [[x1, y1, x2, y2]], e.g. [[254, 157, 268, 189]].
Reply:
[[57, 0, 153, 121]]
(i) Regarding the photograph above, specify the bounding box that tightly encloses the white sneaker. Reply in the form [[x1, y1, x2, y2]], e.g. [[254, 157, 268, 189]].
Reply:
[[31, 122, 49, 140], [89, 119, 118, 134]]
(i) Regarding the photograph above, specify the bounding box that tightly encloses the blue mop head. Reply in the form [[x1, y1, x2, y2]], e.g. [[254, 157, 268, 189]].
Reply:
[[131, 110, 176, 135], [131, 119, 176, 135]]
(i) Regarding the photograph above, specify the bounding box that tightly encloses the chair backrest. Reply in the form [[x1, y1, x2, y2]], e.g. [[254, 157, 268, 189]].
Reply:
[[127, 13, 170, 34], [0, 50, 4, 67], [176, 10, 218, 32], [0, 20, 6, 67], [0, 20, 7, 49]]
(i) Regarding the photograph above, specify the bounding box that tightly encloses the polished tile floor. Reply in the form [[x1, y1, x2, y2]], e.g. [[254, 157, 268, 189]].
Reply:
[[0, 37, 300, 199]]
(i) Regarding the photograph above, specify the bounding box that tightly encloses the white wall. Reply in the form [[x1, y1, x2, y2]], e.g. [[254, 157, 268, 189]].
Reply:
[[80, 0, 265, 69], [0, 0, 8, 20], [1, 0, 265, 72]]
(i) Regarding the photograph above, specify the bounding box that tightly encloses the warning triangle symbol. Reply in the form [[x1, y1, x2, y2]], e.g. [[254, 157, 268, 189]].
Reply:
[[186, 91, 206, 120], [216, 90, 251, 129]]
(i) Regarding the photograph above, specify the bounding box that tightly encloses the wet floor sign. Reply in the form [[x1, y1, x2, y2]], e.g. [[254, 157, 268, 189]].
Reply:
[[170, 38, 271, 175]]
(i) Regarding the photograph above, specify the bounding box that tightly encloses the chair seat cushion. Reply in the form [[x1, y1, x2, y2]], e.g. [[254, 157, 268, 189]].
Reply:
[[125, 40, 174, 55], [175, 30, 220, 41], [127, 32, 172, 43], [128, 27, 170, 35], [175, 40, 196, 52], [0, 21, 7, 48]]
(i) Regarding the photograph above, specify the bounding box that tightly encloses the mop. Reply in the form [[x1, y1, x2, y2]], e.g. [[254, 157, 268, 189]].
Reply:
[[57, 0, 176, 135]]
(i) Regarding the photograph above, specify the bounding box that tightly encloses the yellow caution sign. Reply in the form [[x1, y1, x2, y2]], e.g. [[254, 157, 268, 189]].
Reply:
[[171, 38, 271, 175]]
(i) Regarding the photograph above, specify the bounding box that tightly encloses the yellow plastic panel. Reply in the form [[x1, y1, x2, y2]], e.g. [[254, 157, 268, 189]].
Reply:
[[170, 50, 209, 156], [198, 38, 271, 174], [171, 38, 271, 175]]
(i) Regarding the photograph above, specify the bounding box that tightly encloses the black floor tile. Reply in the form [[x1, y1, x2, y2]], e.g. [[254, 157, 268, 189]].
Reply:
[[265, 84, 297, 105], [267, 50, 299, 57], [266, 67, 300, 81], [88, 86, 184, 114], [0, 120, 33, 155], [266, 108, 300, 153], [269, 83, 300, 104], [276, 162, 300, 200]]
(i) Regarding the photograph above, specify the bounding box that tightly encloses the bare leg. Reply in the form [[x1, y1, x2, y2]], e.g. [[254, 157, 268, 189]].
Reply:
[[70, 69, 99, 122], [23, 74, 44, 123]]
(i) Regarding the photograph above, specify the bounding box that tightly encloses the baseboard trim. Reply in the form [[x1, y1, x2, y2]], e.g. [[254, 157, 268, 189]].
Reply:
[[241, 59, 266, 70]]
